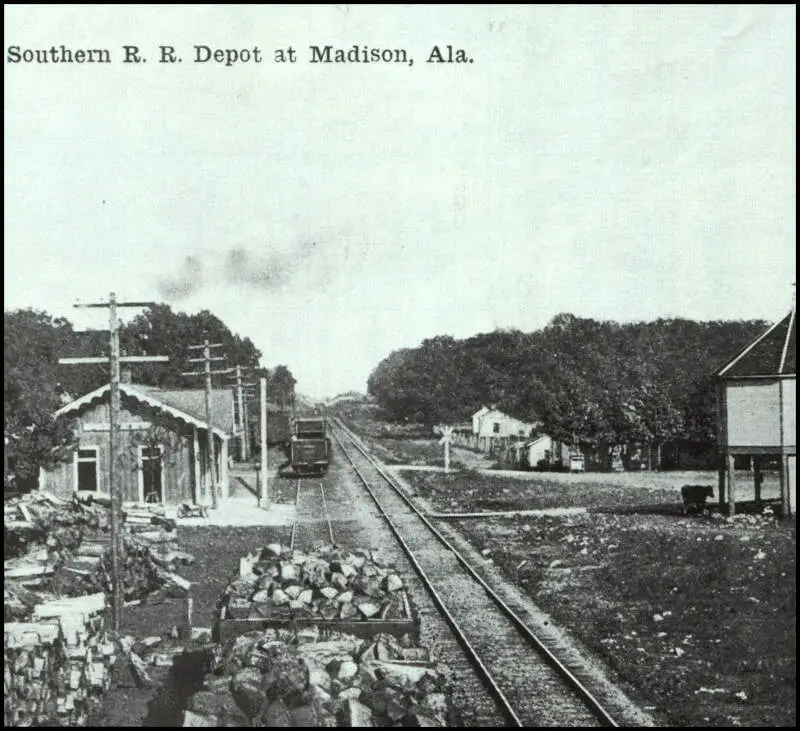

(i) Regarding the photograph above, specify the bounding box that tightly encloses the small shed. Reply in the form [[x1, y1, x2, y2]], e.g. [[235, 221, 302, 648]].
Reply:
[[715, 299, 796, 516], [525, 435, 570, 470]]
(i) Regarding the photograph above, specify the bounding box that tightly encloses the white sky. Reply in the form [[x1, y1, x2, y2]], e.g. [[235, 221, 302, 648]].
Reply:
[[4, 5, 796, 400]]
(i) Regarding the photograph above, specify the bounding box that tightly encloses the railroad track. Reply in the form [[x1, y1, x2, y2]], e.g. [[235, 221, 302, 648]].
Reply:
[[331, 418, 623, 728], [289, 478, 335, 551]]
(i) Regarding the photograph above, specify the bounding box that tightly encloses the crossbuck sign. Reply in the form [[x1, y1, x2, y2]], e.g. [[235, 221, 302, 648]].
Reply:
[[438, 426, 454, 473]]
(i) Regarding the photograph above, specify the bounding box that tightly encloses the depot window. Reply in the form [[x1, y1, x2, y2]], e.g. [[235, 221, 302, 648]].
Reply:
[[75, 447, 99, 492]]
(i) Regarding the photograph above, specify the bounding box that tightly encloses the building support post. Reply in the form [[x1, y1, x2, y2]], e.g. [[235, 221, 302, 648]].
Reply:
[[753, 456, 762, 506], [220, 437, 230, 500], [780, 455, 790, 518], [726, 453, 737, 516]]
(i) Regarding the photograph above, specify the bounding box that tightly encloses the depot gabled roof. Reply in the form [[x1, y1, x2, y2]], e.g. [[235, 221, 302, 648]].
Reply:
[[54, 383, 230, 438], [717, 306, 796, 379]]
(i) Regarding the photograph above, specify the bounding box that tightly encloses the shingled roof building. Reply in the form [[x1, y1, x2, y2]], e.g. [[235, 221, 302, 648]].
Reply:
[[39, 382, 236, 506], [715, 297, 796, 517]]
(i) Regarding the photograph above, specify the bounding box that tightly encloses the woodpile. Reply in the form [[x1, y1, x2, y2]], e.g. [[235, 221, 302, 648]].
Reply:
[[4, 593, 115, 727], [5, 492, 193, 605], [219, 544, 409, 623], [185, 626, 452, 727]]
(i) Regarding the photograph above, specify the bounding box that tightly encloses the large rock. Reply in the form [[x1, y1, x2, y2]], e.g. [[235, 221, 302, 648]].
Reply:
[[251, 589, 270, 603], [188, 689, 249, 725], [290, 703, 320, 727], [257, 698, 293, 727], [280, 562, 299, 582], [337, 660, 358, 682], [229, 667, 267, 720], [320, 587, 338, 601], [356, 601, 381, 619], [263, 646, 310, 705], [298, 589, 314, 605], [382, 574, 403, 592], [221, 632, 261, 674], [335, 591, 353, 604], [330, 572, 348, 592], [271, 589, 290, 606], [284, 584, 303, 600], [346, 699, 374, 727]]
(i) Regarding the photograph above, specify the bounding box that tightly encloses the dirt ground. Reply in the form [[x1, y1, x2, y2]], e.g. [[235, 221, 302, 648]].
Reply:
[[94, 438, 795, 727], [397, 467, 796, 728]]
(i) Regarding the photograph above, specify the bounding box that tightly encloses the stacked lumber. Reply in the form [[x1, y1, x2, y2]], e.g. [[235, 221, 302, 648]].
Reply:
[[122, 505, 177, 533], [5, 492, 175, 567], [4, 492, 192, 603], [4, 593, 115, 727], [50, 535, 192, 601], [3, 582, 59, 623], [220, 544, 409, 623], [184, 626, 451, 727]]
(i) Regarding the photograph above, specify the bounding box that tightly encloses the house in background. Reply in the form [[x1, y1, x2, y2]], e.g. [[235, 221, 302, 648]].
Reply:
[[470, 406, 539, 454], [39, 377, 235, 506], [524, 434, 571, 470]]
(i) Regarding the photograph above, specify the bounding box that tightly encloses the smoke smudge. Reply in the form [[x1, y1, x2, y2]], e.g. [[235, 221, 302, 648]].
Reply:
[[157, 255, 204, 299], [157, 241, 324, 301]]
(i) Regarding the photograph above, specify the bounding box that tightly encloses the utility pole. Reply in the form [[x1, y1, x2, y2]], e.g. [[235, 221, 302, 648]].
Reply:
[[260, 376, 268, 507], [59, 293, 168, 631], [234, 366, 245, 461], [182, 341, 231, 510], [225, 365, 257, 462]]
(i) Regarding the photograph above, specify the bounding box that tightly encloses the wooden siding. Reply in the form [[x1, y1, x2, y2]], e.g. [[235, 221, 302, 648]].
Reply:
[[41, 396, 199, 505], [781, 379, 796, 449], [724, 380, 781, 447]]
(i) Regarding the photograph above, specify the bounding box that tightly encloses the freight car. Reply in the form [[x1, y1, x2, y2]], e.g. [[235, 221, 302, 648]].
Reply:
[[289, 417, 332, 476]]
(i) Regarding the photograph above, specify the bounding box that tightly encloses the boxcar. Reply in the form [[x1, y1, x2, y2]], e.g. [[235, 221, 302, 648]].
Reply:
[[289, 417, 331, 475]]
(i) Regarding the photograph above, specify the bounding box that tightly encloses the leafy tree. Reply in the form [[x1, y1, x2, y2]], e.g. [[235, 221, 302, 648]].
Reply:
[[367, 314, 770, 457], [4, 309, 78, 490], [268, 365, 297, 410], [120, 304, 263, 387], [5, 303, 293, 490]]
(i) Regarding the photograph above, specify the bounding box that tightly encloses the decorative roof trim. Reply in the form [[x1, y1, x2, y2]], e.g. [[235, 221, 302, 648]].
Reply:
[[54, 383, 228, 438], [778, 306, 795, 375], [716, 314, 790, 378]]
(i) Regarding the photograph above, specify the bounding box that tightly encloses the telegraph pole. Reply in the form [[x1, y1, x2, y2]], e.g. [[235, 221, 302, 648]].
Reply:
[[182, 341, 230, 510], [59, 293, 168, 631], [234, 366, 245, 461], [225, 365, 257, 462], [260, 376, 268, 507]]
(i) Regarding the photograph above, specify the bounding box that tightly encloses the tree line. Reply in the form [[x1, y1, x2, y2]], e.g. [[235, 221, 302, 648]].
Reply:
[[367, 313, 768, 455], [4, 304, 296, 490]]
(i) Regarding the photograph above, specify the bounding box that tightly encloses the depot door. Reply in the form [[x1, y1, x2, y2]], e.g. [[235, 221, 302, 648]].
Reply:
[[138, 446, 163, 503]]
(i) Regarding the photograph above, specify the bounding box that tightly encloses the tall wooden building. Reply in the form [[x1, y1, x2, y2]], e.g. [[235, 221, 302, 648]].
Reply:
[[715, 298, 796, 516]]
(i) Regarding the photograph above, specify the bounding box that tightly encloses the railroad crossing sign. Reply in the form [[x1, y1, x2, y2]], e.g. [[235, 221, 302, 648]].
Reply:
[[438, 426, 454, 473]]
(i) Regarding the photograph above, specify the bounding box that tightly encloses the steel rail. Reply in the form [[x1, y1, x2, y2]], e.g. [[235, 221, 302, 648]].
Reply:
[[332, 417, 620, 728], [319, 480, 335, 545], [289, 478, 301, 550], [331, 426, 524, 727]]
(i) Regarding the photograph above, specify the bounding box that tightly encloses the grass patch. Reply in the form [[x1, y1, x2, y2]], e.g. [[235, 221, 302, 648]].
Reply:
[[402, 469, 688, 514]]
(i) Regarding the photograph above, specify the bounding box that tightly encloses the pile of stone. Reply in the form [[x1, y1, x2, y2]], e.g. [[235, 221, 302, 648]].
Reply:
[[185, 626, 452, 727], [3, 593, 114, 727], [219, 544, 409, 623]]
